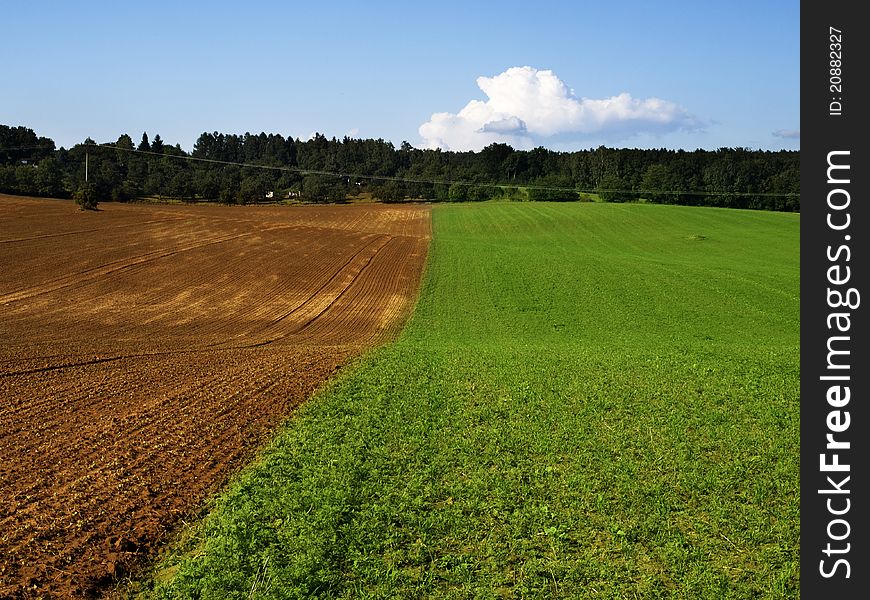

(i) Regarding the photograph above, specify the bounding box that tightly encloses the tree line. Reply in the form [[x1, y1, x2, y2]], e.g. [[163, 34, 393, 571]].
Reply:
[[0, 124, 799, 211]]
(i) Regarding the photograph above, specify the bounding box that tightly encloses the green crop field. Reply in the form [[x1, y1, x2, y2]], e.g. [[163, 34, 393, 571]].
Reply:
[[143, 202, 800, 599]]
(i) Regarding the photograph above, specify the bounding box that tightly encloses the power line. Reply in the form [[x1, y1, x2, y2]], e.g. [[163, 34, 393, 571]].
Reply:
[[79, 142, 799, 198]]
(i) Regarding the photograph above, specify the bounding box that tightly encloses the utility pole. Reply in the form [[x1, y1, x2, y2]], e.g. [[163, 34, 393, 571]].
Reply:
[[85, 148, 88, 183]]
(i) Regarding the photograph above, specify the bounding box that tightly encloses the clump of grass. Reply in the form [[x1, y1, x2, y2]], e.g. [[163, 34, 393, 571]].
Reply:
[[145, 203, 799, 599]]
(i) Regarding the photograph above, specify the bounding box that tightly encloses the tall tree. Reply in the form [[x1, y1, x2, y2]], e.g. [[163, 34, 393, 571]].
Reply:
[[150, 134, 164, 154], [138, 132, 150, 152]]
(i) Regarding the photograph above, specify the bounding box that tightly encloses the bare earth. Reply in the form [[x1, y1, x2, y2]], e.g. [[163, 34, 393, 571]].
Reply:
[[0, 195, 431, 598]]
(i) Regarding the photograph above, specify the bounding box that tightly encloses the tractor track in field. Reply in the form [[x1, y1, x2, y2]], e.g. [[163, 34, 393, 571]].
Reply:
[[1, 227, 291, 305], [0, 194, 431, 599], [0, 217, 184, 245], [1, 233, 395, 377]]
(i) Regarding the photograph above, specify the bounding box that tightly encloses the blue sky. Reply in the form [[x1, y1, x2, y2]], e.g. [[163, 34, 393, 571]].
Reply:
[[1, 1, 799, 153]]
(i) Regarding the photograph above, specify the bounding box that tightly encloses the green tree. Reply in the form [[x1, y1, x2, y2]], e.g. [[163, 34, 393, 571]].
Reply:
[[0, 124, 55, 165], [302, 175, 346, 203], [192, 167, 220, 200], [479, 142, 514, 179], [74, 182, 98, 210], [640, 164, 679, 204], [238, 175, 266, 204], [527, 175, 579, 201], [144, 169, 166, 198], [447, 182, 469, 202], [433, 183, 450, 201], [0, 165, 16, 192], [35, 157, 65, 197], [170, 170, 195, 202], [375, 180, 404, 202], [14, 165, 37, 195], [218, 167, 241, 203], [596, 174, 630, 203], [468, 183, 494, 202]]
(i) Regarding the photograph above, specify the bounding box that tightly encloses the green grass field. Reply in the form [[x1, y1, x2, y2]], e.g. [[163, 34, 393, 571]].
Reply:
[[144, 202, 799, 599]]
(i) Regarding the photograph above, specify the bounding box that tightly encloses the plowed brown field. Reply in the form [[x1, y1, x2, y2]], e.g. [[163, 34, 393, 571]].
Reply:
[[0, 194, 431, 598]]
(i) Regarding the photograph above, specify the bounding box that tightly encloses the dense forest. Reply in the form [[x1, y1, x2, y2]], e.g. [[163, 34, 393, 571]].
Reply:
[[0, 124, 799, 211]]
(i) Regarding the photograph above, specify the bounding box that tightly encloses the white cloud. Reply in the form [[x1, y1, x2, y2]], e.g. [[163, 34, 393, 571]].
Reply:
[[773, 129, 800, 139], [419, 66, 702, 151], [480, 116, 527, 135]]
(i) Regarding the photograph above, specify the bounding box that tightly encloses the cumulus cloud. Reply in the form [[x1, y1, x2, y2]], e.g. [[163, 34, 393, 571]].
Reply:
[[773, 129, 800, 139], [480, 116, 527, 135], [419, 66, 702, 151]]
